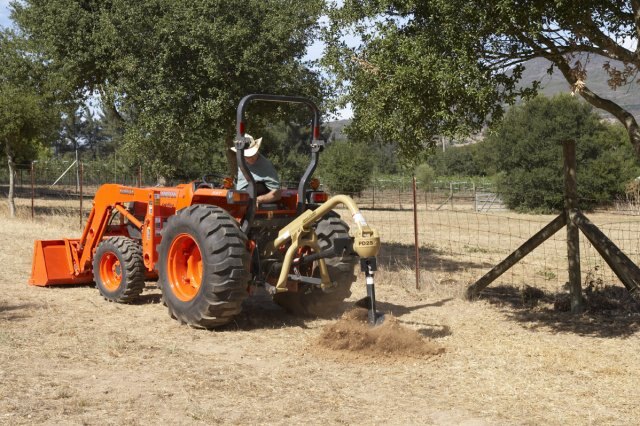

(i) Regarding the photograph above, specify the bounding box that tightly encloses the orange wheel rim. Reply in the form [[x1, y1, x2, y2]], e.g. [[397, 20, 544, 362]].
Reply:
[[100, 252, 122, 291], [167, 233, 203, 302]]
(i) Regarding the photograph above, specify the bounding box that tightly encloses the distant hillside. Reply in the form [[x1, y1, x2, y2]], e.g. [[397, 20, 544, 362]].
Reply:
[[518, 56, 640, 118], [324, 119, 350, 141]]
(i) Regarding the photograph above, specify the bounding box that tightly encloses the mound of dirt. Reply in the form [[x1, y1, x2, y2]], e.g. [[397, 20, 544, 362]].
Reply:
[[313, 308, 444, 361]]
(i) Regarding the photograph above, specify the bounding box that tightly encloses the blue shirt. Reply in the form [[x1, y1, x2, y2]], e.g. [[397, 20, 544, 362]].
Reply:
[[236, 154, 280, 191]]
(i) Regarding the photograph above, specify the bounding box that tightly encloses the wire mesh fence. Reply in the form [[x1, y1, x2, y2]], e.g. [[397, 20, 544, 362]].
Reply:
[[2, 163, 639, 295], [332, 180, 640, 293]]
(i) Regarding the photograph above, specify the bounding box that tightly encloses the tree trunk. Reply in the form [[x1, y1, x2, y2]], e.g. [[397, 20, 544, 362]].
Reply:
[[6, 148, 16, 218], [578, 86, 640, 158]]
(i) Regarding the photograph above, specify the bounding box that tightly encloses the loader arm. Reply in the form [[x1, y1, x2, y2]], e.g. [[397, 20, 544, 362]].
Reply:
[[30, 184, 171, 286], [75, 185, 154, 274], [29, 181, 249, 287]]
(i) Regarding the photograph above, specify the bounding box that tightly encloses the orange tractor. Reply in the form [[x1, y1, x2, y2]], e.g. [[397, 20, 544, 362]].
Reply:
[[29, 95, 382, 328]]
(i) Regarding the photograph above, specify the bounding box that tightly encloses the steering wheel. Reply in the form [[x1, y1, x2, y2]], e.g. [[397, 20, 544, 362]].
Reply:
[[198, 173, 227, 189]]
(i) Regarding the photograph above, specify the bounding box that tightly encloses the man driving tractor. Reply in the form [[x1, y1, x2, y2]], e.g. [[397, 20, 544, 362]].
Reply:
[[231, 134, 282, 206]]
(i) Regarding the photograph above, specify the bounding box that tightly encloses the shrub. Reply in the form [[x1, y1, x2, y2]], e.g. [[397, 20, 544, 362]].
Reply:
[[485, 95, 640, 212], [317, 140, 373, 194]]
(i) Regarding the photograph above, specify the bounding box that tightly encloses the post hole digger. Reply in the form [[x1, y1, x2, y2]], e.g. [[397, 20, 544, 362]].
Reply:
[[29, 94, 384, 328]]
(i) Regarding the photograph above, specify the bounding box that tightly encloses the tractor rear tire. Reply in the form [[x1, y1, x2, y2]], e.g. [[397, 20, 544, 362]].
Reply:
[[274, 215, 357, 316], [93, 236, 146, 303], [158, 205, 250, 329]]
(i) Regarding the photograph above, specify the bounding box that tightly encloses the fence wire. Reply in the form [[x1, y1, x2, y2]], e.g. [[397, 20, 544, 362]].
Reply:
[[335, 183, 640, 293], [2, 165, 639, 294]]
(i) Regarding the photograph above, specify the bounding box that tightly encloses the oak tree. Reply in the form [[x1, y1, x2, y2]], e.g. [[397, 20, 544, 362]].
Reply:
[[324, 1, 640, 161], [11, 0, 326, 177], [0, 31, 62, 216]]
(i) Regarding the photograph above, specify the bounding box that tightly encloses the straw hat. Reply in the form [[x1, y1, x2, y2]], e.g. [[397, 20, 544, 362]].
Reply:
[[231, 134, 262, 157]]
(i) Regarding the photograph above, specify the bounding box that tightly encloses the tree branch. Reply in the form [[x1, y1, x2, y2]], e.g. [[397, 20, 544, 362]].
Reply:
[[552, 55, 640, 158], [566, 17, 636, 63], [632, 0, 640, 43]]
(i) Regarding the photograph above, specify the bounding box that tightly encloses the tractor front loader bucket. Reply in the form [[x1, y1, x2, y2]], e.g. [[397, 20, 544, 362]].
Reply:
[[29, 239, 93, 286]]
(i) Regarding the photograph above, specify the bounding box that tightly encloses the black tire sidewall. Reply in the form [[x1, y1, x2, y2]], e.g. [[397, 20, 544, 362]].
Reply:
[[157, 205, 249, 327], [94, 240, 132, 300]]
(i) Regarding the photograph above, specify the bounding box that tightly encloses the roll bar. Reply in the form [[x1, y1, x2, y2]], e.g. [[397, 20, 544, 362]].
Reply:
[[234, 94, 325, 232]]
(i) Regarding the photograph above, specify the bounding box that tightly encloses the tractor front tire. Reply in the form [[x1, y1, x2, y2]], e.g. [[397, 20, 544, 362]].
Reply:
[[158, 205, 250, 329], [93, 236, 146, 303], [274, 215, 357, 316]]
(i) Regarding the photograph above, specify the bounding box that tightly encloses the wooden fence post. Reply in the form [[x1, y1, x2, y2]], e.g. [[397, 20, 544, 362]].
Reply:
[[30, 161, 35, 220], [412, 176, 420, 289], [79, 162, 84, 230], [563, 139, 584, 313]]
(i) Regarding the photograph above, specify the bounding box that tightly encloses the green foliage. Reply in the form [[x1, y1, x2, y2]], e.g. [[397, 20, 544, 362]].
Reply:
[[317, 141, 373, 194], [322, 1, 539, 162], [12, 0, 326, 177], [371, 142, 400, 174], [0, 30, 62, 164], [323, 1, 640, 160], [56, 106, 111, 159], [261, 121, 316, 185], [486, 95, 640, 212], [427, 144, 493, 177], [0, 87, 50, 161]]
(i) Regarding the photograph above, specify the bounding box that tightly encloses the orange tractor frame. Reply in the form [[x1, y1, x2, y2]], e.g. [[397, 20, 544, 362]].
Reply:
[[29, 94, 382, 328]]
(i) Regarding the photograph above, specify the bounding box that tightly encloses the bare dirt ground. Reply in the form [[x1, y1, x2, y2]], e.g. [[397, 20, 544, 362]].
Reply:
[[1, 202, 640, 425]]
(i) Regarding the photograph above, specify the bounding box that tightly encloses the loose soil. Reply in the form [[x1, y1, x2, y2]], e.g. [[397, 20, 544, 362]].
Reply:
[[1, 203, 640, 424], [314, 308, 444, 361]]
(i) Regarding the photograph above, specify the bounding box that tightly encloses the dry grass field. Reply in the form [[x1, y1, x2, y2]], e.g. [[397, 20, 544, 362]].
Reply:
[[1, 197, 640, 425]]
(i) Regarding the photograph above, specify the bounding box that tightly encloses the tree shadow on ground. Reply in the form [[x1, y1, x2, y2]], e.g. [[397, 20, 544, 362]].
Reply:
[[0, 302, 42, 321], [376, 298, 454, 317], [416, 324, 452, 339], [379, 242, 492, 273], [478, 284, 640, 338]]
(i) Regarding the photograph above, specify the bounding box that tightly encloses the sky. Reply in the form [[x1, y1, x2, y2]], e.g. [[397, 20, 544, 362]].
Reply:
[[0, 0, 11, 28]]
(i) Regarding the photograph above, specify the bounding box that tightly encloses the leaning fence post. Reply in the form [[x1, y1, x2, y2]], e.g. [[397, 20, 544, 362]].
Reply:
[[563, 139, 584, 313], [412, 176, 420, 289]]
